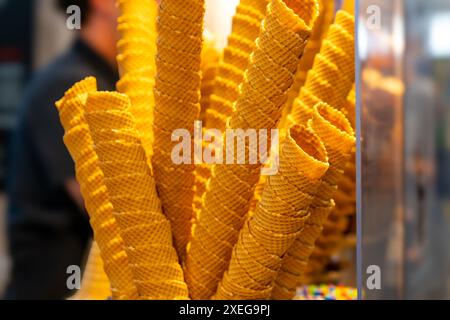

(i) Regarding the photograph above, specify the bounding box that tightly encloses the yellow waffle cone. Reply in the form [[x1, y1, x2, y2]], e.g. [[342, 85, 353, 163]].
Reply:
[[116, 0, 157, 162], [84, 91, 188, 299], [306, 90, 356, 277], [55, 79, 138, 299], [152, 0, 205, 262], [272, 104, 355, 299]]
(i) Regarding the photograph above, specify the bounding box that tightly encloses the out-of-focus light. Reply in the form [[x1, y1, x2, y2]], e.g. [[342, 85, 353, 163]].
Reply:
[[428, 13, 450, 58], [205, 0, 240, 49], [392, 14, 405, 59], [358, 17, 369, 61]]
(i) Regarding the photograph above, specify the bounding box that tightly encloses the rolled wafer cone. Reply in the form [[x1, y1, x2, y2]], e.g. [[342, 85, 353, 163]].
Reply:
[[272, 105, 354, 298], [310, 103, 355, 163], [63, 125, 95, 162], [152, 0, 205, 262], [55, 77, 97, 105], [306, 119, 356, 276], [84, 91, 188, 299], [56, 79, 139, 300], [58, 95, 89, 132], [272, 196, 338, 297], [116, 0, 157, 161]]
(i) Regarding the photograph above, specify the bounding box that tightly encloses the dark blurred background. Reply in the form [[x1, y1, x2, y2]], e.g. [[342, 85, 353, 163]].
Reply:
[[0, 0, 77, 297]]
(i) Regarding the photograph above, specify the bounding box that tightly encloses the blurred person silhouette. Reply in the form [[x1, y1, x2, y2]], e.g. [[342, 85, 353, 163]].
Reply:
[[5, 0, 119, 299]]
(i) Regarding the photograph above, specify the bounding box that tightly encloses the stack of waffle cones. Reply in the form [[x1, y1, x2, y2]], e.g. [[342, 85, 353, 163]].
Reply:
[[185, 0, 319, 300], [151, 0, 205, 261], [84, 91, 188, 299], [55, 0, 358, 300], [204, 0, 269, 131], [70, 242, 112, 300], [116, 0, 158, 161], [56, 77, 138, 300], [194, 0, 270, 221], [306, 87, 356, 277], [271, 103, 355, 300], [214, 125, 329, 299], [289, 10, 355, 126]]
